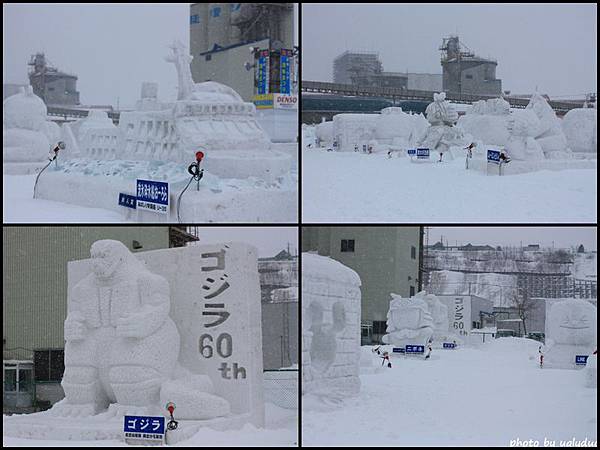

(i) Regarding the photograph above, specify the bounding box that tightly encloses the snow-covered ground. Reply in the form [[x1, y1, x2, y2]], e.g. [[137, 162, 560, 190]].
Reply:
[[4, 174, 126, 223], [3, 402, 297, 447], [302, 338, 597, 446], [301, 147, 597, 223]]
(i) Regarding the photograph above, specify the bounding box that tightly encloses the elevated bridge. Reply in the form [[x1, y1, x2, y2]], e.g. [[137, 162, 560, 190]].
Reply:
[[301, 81, 587, 115]]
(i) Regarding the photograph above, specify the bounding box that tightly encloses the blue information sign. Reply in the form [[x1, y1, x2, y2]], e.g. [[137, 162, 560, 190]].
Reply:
[[416, 148, 430, 159], [407, 149, 416, 156], [405, 345, 425, 354], [443, 342, 456, 349], [118, 193, 137, 209], [136, 179, 169, 214], [257, 51, 269, 95], [392, 347, 405, 353], [123, 415, 165, 442], [487, 149, 501, 164], [280, 50, 291, 95], [575, 355, 588, 365]]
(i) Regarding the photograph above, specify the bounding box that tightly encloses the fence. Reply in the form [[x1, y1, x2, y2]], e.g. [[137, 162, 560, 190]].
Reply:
[[263, 368, 298, 410]]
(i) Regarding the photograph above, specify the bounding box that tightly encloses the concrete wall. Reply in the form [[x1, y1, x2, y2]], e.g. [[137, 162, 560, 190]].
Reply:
[[407, 73, 443, 91]]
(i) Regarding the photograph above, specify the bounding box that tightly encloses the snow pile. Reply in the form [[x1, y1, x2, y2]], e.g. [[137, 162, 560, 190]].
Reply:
[[562, 108, 597, 154], [457, 98, 510, 147], [382, 292, 434, 347], [3, 86, 55, 167], [302, 253, 361, 401], [583, 353, 597, 388], [544, 298, 597, 369]]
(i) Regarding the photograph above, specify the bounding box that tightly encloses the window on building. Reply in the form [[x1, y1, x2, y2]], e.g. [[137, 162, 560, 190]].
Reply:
[[190, 14, 200, 24], [34, 349, 65, 382], [341, 239, 355, 252], [465, 74, 473, 80], [210, 6, 221, 18], [4, 366, 17, 392], [372, 321, 387, 335], [410, 286, 415, 297], [411, 246, 416, 259]]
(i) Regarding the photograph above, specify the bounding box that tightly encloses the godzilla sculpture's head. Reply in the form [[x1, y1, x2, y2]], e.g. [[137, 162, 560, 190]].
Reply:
[[90, 240, 130, 281]]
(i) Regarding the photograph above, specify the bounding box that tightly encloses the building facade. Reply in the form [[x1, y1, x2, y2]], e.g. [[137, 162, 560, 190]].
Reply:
[[302, 226, 423, 343], [190, 3, 295, 102], [440, 36, 502, 96]]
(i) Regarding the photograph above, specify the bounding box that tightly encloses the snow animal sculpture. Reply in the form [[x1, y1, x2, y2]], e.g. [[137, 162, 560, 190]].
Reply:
[[525, 93, 571, 158], [302, 253, 361, 398], [544, 299, 597, 369], [420, 291, 451, 342], [50, 240, 229, 417], [166, 40, 243, 103], [382, 293, 434, 348], [418, 92, 468, 157], [505, 109, 546, 161], [456, 98, 510, 147]]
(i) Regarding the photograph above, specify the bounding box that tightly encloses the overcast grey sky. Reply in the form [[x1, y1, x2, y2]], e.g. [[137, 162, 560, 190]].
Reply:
[[302, 3, 597, 97], [191, 227, 298, 258], [3, 3, 298, 107], [430, 227, 597, 250]]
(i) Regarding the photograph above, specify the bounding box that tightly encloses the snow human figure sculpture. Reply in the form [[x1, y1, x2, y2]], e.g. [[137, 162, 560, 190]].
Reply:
[[419, 92, 467, 159], [543, 299, 597, 369], [52, 240, 230, 418], [51, 240, 180, 416], [382, 293, 434, 348]]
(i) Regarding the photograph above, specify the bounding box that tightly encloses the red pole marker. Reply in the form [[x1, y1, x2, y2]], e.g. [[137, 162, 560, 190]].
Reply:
[[195, 151, 205, 162]]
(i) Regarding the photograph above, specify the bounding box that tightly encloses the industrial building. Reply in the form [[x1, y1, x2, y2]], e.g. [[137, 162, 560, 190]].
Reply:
[[3, 226, 296, 413], [27, 53, 80, 106], [440, 36, 502, 96], [333, 51, 443, 92], [189, 3, 295, 102], [302, 226, 423, 344]]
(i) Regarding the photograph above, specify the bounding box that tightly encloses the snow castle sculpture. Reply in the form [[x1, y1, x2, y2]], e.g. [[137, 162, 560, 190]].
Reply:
[[544, 299, 597, 369], [3, 85, 60, 173], [382, 292, 434, 348], [302, 253, 361, 400]]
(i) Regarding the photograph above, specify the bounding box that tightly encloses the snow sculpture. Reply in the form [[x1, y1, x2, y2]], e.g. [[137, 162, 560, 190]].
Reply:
[[302, 253, 361, 399], [418, 92, 467, 157], [50, 240, 230, 419], [562, 108, 597, 154], [382, 293, 434, 348], [332, 113, 378, 152], [77, 110, 119, 159], [4, 240, 265, 440], [525, 93, 571, 158], [544, 299, 597, 369], [420, 291, 451, 342], [315, 120, 333, 148], [505, 110, 545, 160], [3, 86, 52, 167], [457, 98, 510, 147], [374, 107, 427, 151]]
